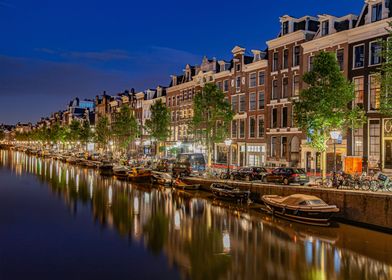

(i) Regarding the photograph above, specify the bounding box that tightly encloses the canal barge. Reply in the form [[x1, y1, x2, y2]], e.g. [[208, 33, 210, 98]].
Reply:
[[210, 183, 250, 202], [261, 194, 339, 226]]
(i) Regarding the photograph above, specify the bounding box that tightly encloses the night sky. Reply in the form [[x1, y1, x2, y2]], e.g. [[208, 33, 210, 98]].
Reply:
[[0, 0, 363, 124]]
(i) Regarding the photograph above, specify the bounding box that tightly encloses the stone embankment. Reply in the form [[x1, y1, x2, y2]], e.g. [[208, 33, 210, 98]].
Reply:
[[184, 177, 392, 232]]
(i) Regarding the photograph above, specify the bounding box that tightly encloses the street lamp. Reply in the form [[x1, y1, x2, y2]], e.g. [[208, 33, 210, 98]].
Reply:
[[330, 130, 342, 188], [224, 139, 232, 178]]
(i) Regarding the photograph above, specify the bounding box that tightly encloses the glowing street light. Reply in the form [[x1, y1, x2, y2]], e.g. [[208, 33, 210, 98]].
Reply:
[[224, 139, 232, 178]]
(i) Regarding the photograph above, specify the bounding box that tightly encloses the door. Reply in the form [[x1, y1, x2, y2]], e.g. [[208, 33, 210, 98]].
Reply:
[[385, 140, 392, 169]]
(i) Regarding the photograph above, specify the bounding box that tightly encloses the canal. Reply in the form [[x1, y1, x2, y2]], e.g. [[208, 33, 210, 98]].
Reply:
[[0, 150, 391, 280]]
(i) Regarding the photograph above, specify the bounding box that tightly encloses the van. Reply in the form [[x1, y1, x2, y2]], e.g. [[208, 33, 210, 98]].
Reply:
[[172, 153, 206, 177]]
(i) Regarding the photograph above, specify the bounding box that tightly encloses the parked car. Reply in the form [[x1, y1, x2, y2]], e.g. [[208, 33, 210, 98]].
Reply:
[[155, 159, 175, 172], [172, 153, 206, 177], [230, 167, 268, 181], [264, 167, 309, 185]]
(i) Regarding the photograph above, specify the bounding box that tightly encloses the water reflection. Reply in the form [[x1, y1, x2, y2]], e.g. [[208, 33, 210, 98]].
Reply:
[[1, 149, 392, 280]]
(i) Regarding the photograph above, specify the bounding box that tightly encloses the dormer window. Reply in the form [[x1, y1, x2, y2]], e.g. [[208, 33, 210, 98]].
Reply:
[[282, 21, 289, 35], [321, 20, 329, 36], [371, 2, 382, 22]]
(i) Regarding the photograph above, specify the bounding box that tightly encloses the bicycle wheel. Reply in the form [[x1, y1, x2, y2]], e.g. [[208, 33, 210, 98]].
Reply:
[[361, 180, 370, 191], [369, 180, 379, 192]]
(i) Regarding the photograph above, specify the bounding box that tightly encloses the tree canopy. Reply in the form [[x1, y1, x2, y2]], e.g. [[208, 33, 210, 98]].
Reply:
[[294, 51, 366, 152], [144, 99, 171, 143], [190, 83, 234, 166]]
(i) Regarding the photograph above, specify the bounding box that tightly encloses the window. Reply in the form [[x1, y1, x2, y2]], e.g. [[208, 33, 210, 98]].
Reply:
[[249, 73, 257, 87], [272, 80, 278, 100], [282, 77, 289, 98], [370, 41, 382, 65], [353, 77, 364, 107], [239, 119, 245, 138], [168, 98, 171, 106], [236, 76, 241, 90], [231, 96, 238, 112], [258, 116, 264, 138], [249, 93, 256, 111], [283, 49, 289, 69], [293, 46, 300, 67], [282, 107, 288, 127], [236, 64, 241, 71], [371, 3, 382, 22], [282, 21, 289, 35], [309, 56, 314, 71], [249, 117, 256, 138], [353, 45, 365, 68], [216, 81, 222, 90], [239, 95, 246, 112], [369, 120, 380, 160], [321, 20, 329, 36], [369, 75, 380, 110], [258, 92, 265, 110], [272, 108, 278, 128], [223, 80, 229, 92], [353, 127, 363, 156], [232, 120, 237, 138], [293, 75, 300, 96], [271, 137, 277, 157], [281, 137, 287, 158], [337, 49, 344, 71], [273, 52, 279, 71], [258, 71, 265, 85]]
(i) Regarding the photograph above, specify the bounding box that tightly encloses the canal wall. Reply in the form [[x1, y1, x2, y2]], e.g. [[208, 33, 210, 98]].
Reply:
[[184, 177, 392, 232]]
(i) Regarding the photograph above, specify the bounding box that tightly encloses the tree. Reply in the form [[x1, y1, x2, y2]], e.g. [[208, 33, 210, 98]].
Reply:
[[190, 83, 234, 167], [68, 119, 81, 144], [112, 105, 139, 156], [294, 51, 366, 178], [95, 116, 111, 151], [144, 99, 171, 157], [0, 130, 5, 141], [79, 120, 92, 150], [379, 22, 392, 117]]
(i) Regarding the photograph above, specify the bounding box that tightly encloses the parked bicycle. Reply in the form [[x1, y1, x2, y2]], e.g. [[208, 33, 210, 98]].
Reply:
[[369, 173, 392, 192]]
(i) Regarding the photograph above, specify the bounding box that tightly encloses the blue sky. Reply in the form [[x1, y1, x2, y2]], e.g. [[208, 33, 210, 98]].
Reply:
[[0, 0, 363, 124]]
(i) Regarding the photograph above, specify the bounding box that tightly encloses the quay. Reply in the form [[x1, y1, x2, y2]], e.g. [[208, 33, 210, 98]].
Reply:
[[184, 177, 392, 232]]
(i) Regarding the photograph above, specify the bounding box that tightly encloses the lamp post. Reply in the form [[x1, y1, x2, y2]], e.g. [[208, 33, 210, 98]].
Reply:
[[330, 130, 342, 188], [224, 139, 232, 178]]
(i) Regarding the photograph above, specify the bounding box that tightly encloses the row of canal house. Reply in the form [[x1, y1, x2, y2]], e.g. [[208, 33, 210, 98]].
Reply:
[[166, 0, 392, 173]]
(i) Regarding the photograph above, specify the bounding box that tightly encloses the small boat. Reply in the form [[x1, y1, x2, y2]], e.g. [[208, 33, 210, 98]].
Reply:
[[173, 178, 200, 190], [210, 183, 250, 202], [128, 167, 152, 182], [99, 160, 114, 176], [66, 156, 78, 164], [151, 171, 173, 186], [113, 166, 130, 180], [262, 194, 339, 226]]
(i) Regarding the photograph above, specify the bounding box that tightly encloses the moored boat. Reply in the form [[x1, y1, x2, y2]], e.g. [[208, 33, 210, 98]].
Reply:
[[173, 178, 200, 190], [113, 166, 130, 180], [210, 183, 250, 202], [261, 194, 339, 226], [99, 160, 114, 176], [151, 171, 173, 186], [128, 167, 152, 183]]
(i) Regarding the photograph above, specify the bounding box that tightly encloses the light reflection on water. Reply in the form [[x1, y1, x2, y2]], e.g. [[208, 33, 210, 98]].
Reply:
[[1, 149, 392, 280]]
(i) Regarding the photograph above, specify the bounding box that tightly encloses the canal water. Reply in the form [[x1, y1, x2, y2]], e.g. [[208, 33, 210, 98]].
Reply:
[[0, 150, 391, 280]]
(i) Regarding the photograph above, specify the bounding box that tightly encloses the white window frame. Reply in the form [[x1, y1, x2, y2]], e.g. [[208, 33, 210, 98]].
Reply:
[[257, 115, 264, 138], [258, 71, 265, 86], [249, 72, 257, 88], [368, 73, 381, 112], [369, 40, 382, 66], [353, 44, 365, 69], [249, 92, 256, 111], [249, 116, 256, 138]]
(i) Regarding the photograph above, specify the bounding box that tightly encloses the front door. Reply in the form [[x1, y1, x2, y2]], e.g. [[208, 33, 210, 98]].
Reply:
[[385, 140, 392, 169]]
